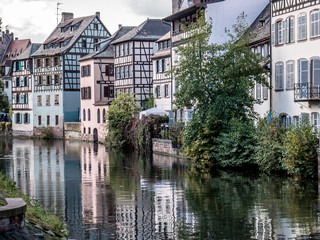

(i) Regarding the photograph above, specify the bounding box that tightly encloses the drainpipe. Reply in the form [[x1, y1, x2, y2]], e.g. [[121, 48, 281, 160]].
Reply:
[[99, 59, 103, 101]]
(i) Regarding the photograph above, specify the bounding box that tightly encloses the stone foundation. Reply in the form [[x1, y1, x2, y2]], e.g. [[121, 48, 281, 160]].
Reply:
[[152, 139, 185, 157], [0, 198, 26, 233], [64, 122, 81, 140]]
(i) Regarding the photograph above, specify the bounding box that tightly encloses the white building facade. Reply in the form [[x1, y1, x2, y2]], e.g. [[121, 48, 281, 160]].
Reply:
[[271, 0, 320, 127]]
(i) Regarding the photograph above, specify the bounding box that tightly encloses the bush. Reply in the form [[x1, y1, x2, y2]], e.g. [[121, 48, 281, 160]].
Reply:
[[254, 114, 286, 173], [215, 118, 256, 168], [39, 126, 53, 139], [283, 121, 318, 178]]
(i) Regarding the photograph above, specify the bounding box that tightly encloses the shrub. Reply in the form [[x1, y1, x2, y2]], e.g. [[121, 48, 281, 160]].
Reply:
[[283, 121, 318, 178], [215, 118, 256, 168], [254, 114, 286, 173], [39, 126, 53, 139]]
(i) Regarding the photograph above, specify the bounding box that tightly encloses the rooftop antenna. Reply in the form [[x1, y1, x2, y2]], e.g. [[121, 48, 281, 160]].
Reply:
[[57, 2, 63, 25]]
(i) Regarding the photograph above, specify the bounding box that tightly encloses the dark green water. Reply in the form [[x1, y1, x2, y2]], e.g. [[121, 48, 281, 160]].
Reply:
[[0, 138, 319, 240]]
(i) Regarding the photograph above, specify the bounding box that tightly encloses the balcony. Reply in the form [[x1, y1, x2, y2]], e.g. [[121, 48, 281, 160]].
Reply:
[[294, 83, 320, 101]]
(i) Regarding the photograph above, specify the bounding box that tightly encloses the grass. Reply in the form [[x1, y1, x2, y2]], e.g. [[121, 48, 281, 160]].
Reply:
[[0, 172, 68, 238]]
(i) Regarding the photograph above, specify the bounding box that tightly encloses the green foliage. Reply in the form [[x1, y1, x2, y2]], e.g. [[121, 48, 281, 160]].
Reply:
[[254, 113, 286, 173], [215, 118, 256, 168], [126, 114, 168, 152], [39, 126, 53, 139], [0, 172, 68, 237], [283, 121, 318, 178], [106, 93, 140, 149], [171, 11, 268, 168]]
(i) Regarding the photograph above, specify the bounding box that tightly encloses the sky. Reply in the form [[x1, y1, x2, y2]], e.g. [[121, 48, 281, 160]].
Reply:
[[0, 0, 172, 43]]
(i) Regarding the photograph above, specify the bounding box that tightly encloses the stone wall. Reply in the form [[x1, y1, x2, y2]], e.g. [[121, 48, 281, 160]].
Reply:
[[64, 122, 81, 140], [0, 198, 26, 233], [152, 138, 185, 157]]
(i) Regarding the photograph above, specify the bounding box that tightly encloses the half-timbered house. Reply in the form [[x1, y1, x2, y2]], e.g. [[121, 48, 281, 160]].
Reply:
[[111, 19, 170, 108], [271, 0, 320, 129], [31, 12, 111, 137], [79, 26, 135, 142], [151, 32, 172, 111], [249, 4, 271, 118], [0, 35, 30, 110], [12, 43, 41, 136]]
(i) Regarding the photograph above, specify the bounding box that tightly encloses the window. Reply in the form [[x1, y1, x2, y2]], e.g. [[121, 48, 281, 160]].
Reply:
[[45, 58, 50, 67], [46, 75, 51, 85], [298, 14, 307, 40], [47, 115, 50, 126], [15, 113, 21, 124], [24, 113, 29, 124], [105, 64, 114, 77], [23, 94, 28, 104], [38, 76, 42, 85], [82, 39, 87, 48], [311, 10, 320, 38], [263, 86, 268, 100], [81, 87, 91, 99], [24, 77, 28, 87], [88, 127, 91, 135], [313, 58, 320, 88], [124, 66, 128, 78], [55, 115, 59, 126], [275, 62, 284, 90], [97, 109, 100, 123], [256, 82, 261, 100], [277, 21, 285, 44], [81, 65, 91, 77], [54, 57, 59, 66], [88, 109, 91, 121], [286, 61, 294, 89], [54, 94, 59, 106], [103, 109, 106, 123], [54, 75, 60, 85], [37, 59, 41, 68], [165, 85, 169, 97], [94, 23, 98, 30], [312, 112, 319, 131], [155, 86, 160, 98], [46, 95, 50, 106], [156, 60, 159, 73], [293, 116, 299, 127], [161, 59, 165, 72], [38, 115, 42, 126], [37, 95, 42, 106], [15, 77, 20, 87], [287, 17, 295, 43], [299, 59, 309, 98], [83, 109, 86, 121], [83, 128, 86, 134]]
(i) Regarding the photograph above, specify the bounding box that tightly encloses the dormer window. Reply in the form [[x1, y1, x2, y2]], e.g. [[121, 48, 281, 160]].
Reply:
[[73, 22, 81, 31], [61, 23, 72, 33], [63, 37, 72, 47]]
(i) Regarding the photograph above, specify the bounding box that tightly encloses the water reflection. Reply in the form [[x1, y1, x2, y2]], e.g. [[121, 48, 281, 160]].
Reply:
[[0, 138, 319, 239]]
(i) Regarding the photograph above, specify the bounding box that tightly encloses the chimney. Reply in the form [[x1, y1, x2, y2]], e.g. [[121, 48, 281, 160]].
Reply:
[[61, 12, 74, 23], [95, 12, 100, 19], [118, 24, 122, 29]]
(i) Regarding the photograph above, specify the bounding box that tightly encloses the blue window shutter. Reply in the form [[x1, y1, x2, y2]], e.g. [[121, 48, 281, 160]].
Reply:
[[19, 61, 21, 71]]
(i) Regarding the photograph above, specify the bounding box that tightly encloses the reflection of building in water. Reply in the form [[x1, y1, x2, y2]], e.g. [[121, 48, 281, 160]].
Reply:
[[11, 139, 65, 216], [81, 143, 115, 225]]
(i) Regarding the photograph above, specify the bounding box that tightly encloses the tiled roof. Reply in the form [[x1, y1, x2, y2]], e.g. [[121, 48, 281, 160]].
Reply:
[[111, 19, 170, 44], [156, 31, 171, 43], [79, 26, 135, 61], [32, 14, 110, 57], [249, 3, 271, 45], [1, 39, 31, 65], [14, 43, 41, 60], [151, 49, 171, 59]]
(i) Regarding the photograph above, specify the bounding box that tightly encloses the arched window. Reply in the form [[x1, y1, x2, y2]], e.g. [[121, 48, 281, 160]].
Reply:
[[83, 109, 86, 121], [97, 109, 100, 123], [88, 109, 91, 121], [103, 109, 106, 123], [88, 127, 91, 135], [83, 127, 86, 134]]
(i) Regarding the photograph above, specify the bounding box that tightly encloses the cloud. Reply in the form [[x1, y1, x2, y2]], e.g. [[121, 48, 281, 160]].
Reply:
[[125, 0, 171, 18]]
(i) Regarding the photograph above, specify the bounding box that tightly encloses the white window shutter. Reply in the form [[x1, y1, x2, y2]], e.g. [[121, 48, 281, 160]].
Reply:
[[283, 20, 287, 43], [160, 85, 164, 98], [169, 110, 175, 126], [271, 23, 275, 46], [291, 17, 295, 42], [286, 19, 290, 43]]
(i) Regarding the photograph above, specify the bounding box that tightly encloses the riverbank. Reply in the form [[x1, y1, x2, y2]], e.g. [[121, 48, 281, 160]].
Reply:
[[0, 172, 68, 239]]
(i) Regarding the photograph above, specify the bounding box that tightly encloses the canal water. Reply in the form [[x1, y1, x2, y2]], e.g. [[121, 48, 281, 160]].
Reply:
[[0, 138, 320, 239]]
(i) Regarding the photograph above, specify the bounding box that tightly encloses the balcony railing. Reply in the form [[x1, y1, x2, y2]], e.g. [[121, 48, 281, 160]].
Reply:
[[294, 83, 320, 101]]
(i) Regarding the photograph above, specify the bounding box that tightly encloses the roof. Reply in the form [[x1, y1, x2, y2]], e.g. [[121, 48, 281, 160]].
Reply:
[[156, 31, 171, 43], [1, 39, 31, 65], [32, 14, 111, 57], [249, 3, 271, 45], [151, 49, 171, 59], [94, 99, 113, 106], [163, 4, 206, 22], [111, 19, 171, 44], [79, 26, 135, 61], [14, 43, 41, 61]]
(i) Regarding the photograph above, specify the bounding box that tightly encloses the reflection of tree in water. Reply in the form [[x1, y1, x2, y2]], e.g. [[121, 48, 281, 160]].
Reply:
[[181, 171, 319, 239]]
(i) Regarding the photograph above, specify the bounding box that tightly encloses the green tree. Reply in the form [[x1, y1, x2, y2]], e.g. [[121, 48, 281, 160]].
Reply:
[[172, 11, 268, 169], [105, 93, 140, 149]]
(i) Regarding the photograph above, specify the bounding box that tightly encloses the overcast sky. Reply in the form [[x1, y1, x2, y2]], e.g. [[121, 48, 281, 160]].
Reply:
[[0, 0, 172, 43]]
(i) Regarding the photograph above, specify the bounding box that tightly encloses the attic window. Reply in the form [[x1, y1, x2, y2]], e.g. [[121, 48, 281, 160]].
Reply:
[[63, 37, 72, 46], [72, 21, 82, 31], [61, 23, 71, 32]]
